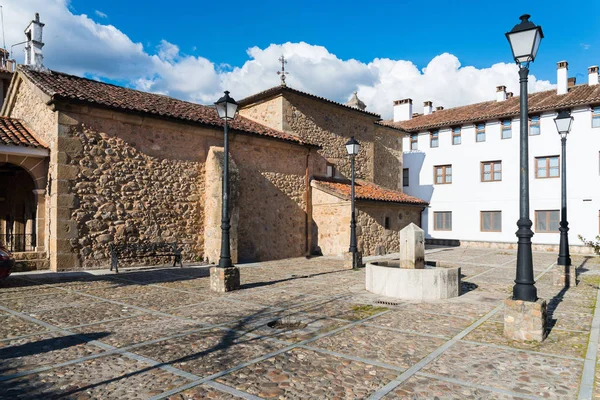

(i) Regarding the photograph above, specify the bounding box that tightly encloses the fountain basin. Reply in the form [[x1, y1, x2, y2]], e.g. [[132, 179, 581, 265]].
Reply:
[[365, 261, 461, 300]]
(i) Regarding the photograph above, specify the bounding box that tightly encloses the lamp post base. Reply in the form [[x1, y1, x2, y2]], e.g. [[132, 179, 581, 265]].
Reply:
[[503, 297, 547, 342], [210, 266, 240, 292], [343, 251, 363, 270], [552, 264, 577, 287]]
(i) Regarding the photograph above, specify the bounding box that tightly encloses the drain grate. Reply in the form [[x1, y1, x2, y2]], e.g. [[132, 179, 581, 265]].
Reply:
[[267, 318, 308, 330], [376, 300, 403, 307]]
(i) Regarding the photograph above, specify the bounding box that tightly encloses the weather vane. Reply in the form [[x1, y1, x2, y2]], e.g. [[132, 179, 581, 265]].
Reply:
[[277, 55, 288, 86]]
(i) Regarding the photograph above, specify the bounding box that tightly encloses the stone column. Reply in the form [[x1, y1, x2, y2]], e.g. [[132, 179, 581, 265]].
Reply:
[[33, 189, 46, 252], [503, 298, 547, 342]]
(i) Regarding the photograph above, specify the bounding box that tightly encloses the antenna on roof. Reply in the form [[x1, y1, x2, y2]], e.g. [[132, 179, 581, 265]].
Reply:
[[0, 6, 6, 51], [277, 55, 288, 87]]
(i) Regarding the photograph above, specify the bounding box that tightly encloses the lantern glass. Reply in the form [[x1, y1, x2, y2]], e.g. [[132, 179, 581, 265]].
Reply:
[[345, 137, 360, 155], [215, 91, 238, 120], [554, 110, 573, 137], [506, 14, 544, 65]]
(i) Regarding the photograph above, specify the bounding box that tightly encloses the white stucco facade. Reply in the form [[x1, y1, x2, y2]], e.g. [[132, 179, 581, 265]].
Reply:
[[401, 103, 600, 248]]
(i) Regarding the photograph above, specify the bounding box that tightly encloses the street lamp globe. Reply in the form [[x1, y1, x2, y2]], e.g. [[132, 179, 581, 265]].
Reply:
[[505, 14, 544, 65], [554, 109, 573, 138], [346, 136, 361, 156], [215, 91, 238, 120]]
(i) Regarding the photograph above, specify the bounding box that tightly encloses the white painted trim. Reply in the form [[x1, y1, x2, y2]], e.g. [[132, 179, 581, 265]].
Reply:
[[0, 145, 49, 158]]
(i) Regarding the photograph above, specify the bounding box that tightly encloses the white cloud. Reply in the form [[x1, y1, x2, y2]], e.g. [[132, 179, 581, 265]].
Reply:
[[94, 10, 107, 18], [3, 0, 555, 119]]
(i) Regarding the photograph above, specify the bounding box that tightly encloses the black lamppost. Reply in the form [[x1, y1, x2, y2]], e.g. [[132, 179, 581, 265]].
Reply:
[[215, 91, 238, 268], [346, 136, 361, 269], [506, 14, 544, 302], [554, 109, 573, 268]]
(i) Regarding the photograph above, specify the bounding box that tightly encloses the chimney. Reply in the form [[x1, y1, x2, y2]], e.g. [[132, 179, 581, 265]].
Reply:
[[436, 106, 444, 111], [557, 61, 568, 95], [568, 77, 576, 88], [393, 98, 413, 122], [423, 101, 433, 115], [24, 13, 45, 69], [496, 85, 507, 102], [589, 66, 599, 86], [506, 92, 514, 98]]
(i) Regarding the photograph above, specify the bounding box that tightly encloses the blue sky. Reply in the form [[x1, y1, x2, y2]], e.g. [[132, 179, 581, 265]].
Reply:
[[67, 0, 597, 83], [2, 0, 597, 117]]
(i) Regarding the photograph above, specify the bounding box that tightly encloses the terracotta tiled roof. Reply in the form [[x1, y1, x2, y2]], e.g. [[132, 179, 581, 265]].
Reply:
[[389, 84, 600, 132], [0, 117, 46, 148], [18, 66, 316, 147], [238, 85, 382, 118], [312, 178, 428, 206]]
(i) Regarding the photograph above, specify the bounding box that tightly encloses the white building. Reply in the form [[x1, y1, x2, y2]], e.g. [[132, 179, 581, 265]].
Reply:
[[396, 62, 600, 251]]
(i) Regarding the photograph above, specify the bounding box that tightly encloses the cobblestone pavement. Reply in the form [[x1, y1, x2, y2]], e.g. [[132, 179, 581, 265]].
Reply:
[[1, 248, 600, 399]]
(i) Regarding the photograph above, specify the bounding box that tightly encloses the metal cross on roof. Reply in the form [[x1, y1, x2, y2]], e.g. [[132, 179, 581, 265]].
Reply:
[[277, 55, 288, 86]]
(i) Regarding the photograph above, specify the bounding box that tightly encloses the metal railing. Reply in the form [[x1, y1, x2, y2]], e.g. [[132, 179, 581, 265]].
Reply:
[[0, 234, 36, 252]]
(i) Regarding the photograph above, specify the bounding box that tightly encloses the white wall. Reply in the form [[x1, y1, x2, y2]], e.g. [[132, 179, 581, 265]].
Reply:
[[402, 105, 600, 246]]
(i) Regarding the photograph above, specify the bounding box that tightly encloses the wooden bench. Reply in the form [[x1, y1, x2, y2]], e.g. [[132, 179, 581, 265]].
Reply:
[[109, 242, 183, 273]]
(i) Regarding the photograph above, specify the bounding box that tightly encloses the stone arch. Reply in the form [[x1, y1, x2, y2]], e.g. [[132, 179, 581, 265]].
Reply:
[[0, 153, 48, 190], [0, 155, 48, 252]]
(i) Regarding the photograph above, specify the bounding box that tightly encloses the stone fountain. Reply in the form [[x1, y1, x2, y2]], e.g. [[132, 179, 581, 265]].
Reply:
[[365, 223, 461, 300]]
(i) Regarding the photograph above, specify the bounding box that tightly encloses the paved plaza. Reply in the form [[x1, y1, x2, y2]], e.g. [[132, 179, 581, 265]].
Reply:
[[1, 247, 600, 399]]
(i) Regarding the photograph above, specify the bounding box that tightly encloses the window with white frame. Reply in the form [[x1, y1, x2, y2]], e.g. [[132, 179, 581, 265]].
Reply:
[[452, 127, 461, 145], [476, 123, 486, 142], [501, 120, 512, 139], [530, 115, 540, 135], [593, 106, 600, 128]]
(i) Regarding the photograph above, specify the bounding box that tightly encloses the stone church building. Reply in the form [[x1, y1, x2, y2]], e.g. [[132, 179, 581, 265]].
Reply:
[[0, 15, 426, 272]]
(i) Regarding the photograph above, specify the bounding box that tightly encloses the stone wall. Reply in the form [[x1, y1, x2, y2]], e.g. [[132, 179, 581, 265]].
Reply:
[[373, 125, 404, 190], [7, 75, 56, 145], [356, 203, 423, 256], [239, 96, 283, 132], [311, 186, 350, 256], [231, 136, 310, 262]]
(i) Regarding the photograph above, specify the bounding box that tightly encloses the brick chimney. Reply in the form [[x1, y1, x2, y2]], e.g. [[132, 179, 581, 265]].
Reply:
[[557, 61, 568, 95], [496, 86, 507, 102], [393, 99, 413, 122], [568, 77, 576, 88], [589, 66, 599, 86], [423, 101, 433, 116]]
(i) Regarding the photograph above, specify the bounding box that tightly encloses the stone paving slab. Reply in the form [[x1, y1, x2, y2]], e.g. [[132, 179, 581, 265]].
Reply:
[[0, 353, 190, 400], [423, 341, 583, 399], [218, 347, 398, 399], [0, 331, 106, 376], [116, 290, 211, 311], [0, 314, 50, 339], [77, 283, 174, 300], [385, 374, 520, 399], [71, 314, 207, 348], [465, 321, 588, 359], [294, 299, 388, 321], [408, 300, 497, 320], [368, 309, 475, 338], [311, 324, 446, 369], [170, 300, 273, 325], [134, 329, 286, 378], [224, 311, 347, 343], [0, 292, 97, 314], [31, 301, 143, 328], [166, 384, 242, 399]]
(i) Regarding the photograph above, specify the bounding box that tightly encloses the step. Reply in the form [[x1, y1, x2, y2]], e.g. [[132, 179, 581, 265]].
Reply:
[[12, 259, 50, 272], [12, 251, 47, 261]]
